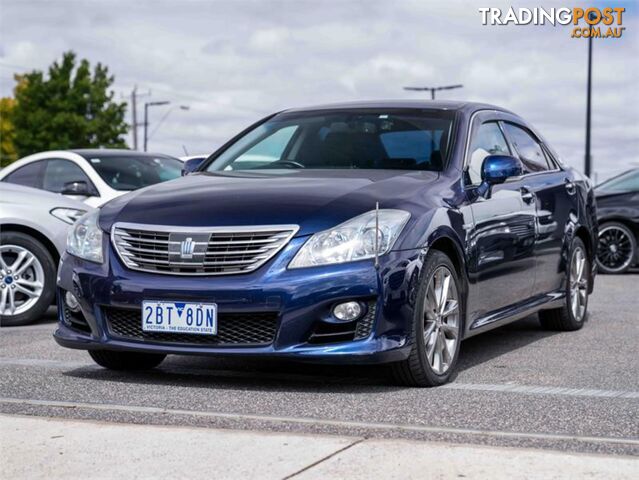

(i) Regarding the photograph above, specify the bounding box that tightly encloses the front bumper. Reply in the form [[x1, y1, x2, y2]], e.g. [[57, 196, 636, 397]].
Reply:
[[55, 237, 424, 364]]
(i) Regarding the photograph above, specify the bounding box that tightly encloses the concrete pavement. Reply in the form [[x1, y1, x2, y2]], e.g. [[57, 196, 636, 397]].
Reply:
[[0, 274, 638, 478], [2, 414, 637, 480]]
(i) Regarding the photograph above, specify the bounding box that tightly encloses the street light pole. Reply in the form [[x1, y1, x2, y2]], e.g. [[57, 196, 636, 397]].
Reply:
[[143, 101, 170, 152], [585, 30, 593, 178], [403, 84, 464, 100], [147, 105, 190, 144]]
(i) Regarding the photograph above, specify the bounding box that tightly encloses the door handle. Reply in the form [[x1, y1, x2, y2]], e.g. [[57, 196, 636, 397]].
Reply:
[[520, 187, 535, 204], [565, 178, 576, 195]]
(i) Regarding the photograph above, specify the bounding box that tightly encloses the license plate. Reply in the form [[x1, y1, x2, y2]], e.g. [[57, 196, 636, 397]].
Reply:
[[142, 301, 217, 335]]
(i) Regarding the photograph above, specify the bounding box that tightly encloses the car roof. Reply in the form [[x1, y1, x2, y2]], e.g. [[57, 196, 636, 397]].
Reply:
[[70, 149, 178, 159], [281, 100, 513, 115]]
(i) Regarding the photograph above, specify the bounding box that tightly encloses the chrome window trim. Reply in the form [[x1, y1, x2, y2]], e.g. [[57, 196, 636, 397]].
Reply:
[[111, 222, 300, 276], [499, 121, 562, 176]]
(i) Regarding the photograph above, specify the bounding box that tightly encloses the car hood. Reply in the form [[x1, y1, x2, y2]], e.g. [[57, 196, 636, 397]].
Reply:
[[99, 170, 440, 236]]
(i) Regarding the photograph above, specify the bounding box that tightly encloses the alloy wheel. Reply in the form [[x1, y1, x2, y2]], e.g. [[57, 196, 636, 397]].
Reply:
[[597, 225, 634, 273], [569, 246, 588, 322], [423, 266, 460, 375], [0, 245, 45, 316]]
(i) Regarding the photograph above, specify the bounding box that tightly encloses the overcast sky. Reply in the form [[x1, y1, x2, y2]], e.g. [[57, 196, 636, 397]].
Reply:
[[1, 0, 637, 181]]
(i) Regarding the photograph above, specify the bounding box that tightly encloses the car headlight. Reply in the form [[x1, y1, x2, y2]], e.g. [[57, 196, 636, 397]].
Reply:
[[66, 210, 104, 263], [50, 207, 86, 225], [289, 209, 410, 268]]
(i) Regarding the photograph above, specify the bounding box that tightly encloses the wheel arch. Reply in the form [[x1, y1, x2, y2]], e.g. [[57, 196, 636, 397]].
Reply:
[[574, 225, 594, 261], [0, 224, 61, 266], [426, 231, 466, 280], [598, 216, 639, 240]]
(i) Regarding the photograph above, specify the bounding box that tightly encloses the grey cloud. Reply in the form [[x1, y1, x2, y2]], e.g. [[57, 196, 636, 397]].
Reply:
[[0, 0, 637, 180]]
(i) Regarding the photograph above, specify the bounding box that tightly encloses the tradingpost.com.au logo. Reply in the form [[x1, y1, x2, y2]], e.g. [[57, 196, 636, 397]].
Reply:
[[479, 7, 626, 38]]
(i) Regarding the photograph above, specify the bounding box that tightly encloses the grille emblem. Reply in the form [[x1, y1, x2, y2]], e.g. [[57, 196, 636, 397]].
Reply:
[[180, 237, 195, 259], [168, 232, 210, 265]]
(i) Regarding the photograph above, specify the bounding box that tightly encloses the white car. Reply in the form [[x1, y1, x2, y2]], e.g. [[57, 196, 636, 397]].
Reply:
[[0, 149, 183, 207], [179, 155, 209, 163], [1, 183, 91, 326]]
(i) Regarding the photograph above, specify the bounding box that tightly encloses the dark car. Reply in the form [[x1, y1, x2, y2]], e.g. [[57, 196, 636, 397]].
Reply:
[[55, 101, 597, 387], [595, 168, 639, 274]]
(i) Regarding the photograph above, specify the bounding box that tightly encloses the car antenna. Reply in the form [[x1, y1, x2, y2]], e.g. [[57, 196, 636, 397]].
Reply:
[[375, 201, 380, 270]]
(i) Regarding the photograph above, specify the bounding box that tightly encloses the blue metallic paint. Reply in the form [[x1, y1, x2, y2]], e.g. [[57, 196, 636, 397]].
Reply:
[[481, 154, 523, 184], [54, 101, 598, 363]]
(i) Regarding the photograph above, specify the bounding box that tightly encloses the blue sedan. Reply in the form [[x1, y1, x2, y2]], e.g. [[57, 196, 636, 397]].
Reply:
[[54, 101, 597, 386]]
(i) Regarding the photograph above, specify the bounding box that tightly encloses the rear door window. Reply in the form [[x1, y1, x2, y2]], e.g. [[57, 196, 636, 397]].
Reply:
[[2, 161, 45, 188], [502, 123, 551, 173]]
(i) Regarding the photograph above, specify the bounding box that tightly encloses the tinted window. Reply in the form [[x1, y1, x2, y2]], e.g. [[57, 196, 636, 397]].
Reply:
[[467, 122, 511, 185], [206, 110, 455, 172], [227, 126, 298, 169], [3, 161, 44, 188], [85, 155, 183, 190], [380, 130, 439, 165], [502, 123, 549, 173], [43, 159, 93, 193], [596, 170, 639, 193]]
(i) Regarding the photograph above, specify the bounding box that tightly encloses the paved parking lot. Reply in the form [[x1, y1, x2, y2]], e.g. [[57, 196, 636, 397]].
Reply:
[[1, 274, 638, 466]]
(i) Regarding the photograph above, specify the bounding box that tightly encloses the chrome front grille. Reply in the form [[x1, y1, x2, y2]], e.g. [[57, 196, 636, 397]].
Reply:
[[111, 223, 299, 275]]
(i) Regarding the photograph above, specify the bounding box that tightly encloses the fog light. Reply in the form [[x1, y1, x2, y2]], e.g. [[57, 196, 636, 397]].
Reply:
[[65, 291, 80, 312], [333, 301, 362, 322]]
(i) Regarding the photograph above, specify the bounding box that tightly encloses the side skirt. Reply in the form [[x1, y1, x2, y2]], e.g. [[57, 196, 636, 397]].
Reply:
[[463, 291, 565, 339]]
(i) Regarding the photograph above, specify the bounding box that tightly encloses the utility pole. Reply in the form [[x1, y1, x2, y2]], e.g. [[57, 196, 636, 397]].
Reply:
[[585, 22, 594, 179], [131, 86, 138, 150], [130, 86, 150, 150], [143, 101, 170, 152], [403, 84, 463, 100]]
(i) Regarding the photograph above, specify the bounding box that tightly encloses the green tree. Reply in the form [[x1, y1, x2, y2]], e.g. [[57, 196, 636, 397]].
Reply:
[[11, 51, 128, 157], [0, 97, 18, 167]]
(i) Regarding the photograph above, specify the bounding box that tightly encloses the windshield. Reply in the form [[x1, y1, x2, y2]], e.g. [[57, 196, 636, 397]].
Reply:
[[85, 155, 183, 191], [596, 169, 639, 193], [205, 109, 455, 172]]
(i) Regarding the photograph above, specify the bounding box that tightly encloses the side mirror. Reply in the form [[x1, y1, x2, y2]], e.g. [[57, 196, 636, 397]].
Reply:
[[477, 155, 522, 198], [182, 157, 205, 176], [61, 180, 93, 197]]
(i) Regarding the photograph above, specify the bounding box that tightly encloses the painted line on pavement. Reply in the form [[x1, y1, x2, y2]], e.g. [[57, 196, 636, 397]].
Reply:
[[1, 397, 638, 447], [0, 358, 91, 369], [442, 382, 639, 399], [1, 357, 638, 401]]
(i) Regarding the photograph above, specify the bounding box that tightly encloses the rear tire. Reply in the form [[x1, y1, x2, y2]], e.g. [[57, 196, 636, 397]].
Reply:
[[89, 350, 166, 370], [596, 222, 636, 274], [539, 237, 589, 331], [390, 250, 463, 387]]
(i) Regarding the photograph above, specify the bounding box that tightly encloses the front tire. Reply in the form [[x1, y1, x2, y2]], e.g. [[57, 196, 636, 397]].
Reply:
[[89, 350, 166, 370], [539, 237, 589, 331], [391, 250, 462, 387], [0, 232, 56, 327]]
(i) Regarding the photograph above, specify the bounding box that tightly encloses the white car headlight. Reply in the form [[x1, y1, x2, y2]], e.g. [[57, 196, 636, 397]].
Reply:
[[66, 210, 104, 263], [50, 207, 86, 225], [289, 209, 410, 268]]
